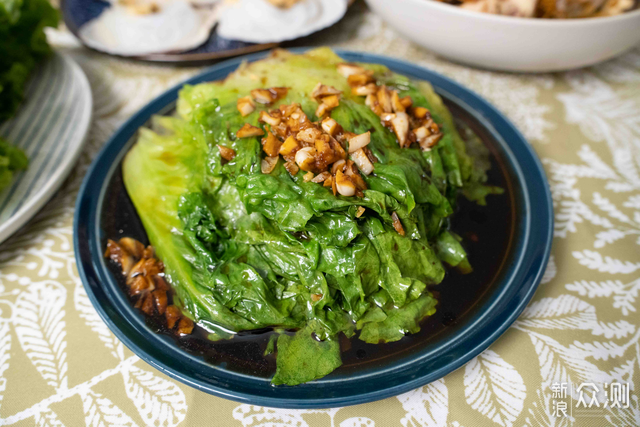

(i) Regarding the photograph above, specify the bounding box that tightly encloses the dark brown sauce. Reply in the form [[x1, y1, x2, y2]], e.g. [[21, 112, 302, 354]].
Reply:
[[101, 101, 516, 380], [341, 161, 514, 370]]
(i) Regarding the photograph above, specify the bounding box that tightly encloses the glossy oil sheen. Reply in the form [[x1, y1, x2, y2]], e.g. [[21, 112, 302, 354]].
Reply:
[[101, 109, 515, 379], [74, 49, 552, 408]]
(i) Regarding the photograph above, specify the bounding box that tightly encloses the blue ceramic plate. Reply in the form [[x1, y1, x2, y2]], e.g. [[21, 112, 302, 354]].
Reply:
[[74, 49, 552, 408]]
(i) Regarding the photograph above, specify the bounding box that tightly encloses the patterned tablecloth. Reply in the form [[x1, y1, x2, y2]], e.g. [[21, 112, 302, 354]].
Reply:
[[1, 4, 639, 426]]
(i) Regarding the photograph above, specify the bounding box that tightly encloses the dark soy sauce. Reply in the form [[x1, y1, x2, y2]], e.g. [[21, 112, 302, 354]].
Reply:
[[340, 159, 514, 370], [101, 99, 516, 380], [103, 166, 280, 377]]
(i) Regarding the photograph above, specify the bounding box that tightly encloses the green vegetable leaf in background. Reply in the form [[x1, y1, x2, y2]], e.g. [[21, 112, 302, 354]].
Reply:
[[0, 137, 27, 190], [0, 0, 59, 121], [0, 0, 58, 192]]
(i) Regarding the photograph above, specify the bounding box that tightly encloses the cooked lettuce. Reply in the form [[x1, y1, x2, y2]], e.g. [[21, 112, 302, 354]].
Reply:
[[123, 48, 499, 385], [272, 325, 342, 386]]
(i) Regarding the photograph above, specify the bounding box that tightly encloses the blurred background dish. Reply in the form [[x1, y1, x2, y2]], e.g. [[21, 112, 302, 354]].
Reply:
[[0, 0, 59, 201], [0, 0, 91, 244], [60, 0, 274, 61], [434, 0, 638, 18], [60, 0, 352, 62], [365, 0, 640, 72], [217, 0, 347, 43], [78, 0, 219, 56], [0, 52, 92, 244]]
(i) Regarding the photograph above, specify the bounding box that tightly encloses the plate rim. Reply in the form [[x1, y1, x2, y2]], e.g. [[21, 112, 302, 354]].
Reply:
[[73, 48, 553, 408], [0, 52, 92, 245]]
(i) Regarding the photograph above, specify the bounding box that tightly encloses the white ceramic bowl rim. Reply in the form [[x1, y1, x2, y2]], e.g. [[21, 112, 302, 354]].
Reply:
[[411, 0, 640, 26]]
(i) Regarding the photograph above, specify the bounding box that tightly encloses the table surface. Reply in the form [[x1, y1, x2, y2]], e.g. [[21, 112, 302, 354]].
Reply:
[[1, 4, 639, 426]]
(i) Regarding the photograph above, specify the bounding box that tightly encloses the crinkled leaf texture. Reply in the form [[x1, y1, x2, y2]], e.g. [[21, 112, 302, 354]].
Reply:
[[123, 48, 495, 385]]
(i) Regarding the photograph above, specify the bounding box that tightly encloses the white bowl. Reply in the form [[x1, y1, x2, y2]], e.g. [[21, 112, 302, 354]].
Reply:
[[364, 0, 640, 72]]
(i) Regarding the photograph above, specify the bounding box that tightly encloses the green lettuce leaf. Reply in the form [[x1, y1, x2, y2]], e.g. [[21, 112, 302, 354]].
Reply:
[[0, 136, 27, 191], [436, 230, 472, 274], [272, 325, 342, 386], [359, 293, 438, 344]]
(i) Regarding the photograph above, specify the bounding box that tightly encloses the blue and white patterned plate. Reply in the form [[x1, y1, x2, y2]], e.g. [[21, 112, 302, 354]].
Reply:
[[0, 52, 92, 244]]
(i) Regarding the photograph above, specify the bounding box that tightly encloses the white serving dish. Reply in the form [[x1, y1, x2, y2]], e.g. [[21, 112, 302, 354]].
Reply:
[[365, 0, 640, 72]]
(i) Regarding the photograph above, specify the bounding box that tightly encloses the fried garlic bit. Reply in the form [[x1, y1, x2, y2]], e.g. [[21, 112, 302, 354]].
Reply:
[[237, 96, 255, 117], [311, 82, 342, 118], [250, 87, 289, 105], [338, 63, 443, 151], [391, 212, 405, 236], [104, 237, 194, 336], [261, 156, 279, 174], [217, 145, 236, 162], [236, 123, 264, 138]]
